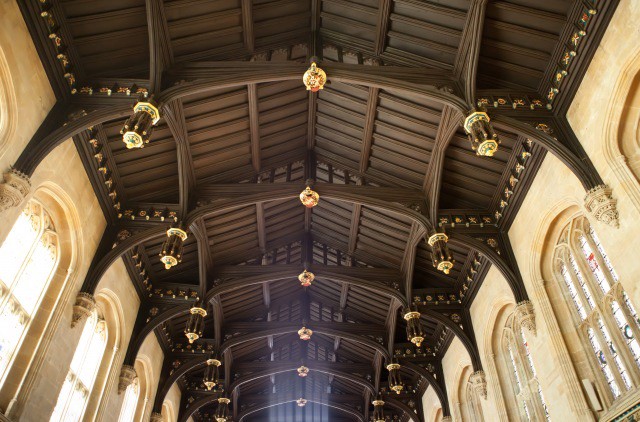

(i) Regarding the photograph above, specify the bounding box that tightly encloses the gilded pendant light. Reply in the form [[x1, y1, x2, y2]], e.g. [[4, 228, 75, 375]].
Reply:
[[387, 362, 404, 394], [404, 310, 425, 347], [203, 357, 221, 390], [297, 365, 309, 377], [298, 269, 315, 287], [463, 110, 500, 157], [298, 326, 313, 341], [372, 398, 385, 422], [184, 302, 206, 344], [296, 398, 308, 407], [214, 397, 230, 422], [302, 62, 326, 92], [121, 100, 161, 149], [300, 186, 319, 208], [427, 233, 454, 275], [159, 227, 187, 270]]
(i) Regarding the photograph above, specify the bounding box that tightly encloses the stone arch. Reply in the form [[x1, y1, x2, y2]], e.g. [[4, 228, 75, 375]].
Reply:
[[483, 300, 514, 421], [454, 365, 474, 421], [162, 400, 176, 422], [0, 44, 17, 161], [133, 355, 154, 421]]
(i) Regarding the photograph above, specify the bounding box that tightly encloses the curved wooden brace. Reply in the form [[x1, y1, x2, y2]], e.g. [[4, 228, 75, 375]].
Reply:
[[382, 397, 422, 422], [400, 361, 450, 417], [492, 115, 602, 190], [153, 354, 210, 412], [234, 399, 365, 422], [220, 327, 391, 361], [448, 234, 528, 303], [229, 366, 376, 396], [419, 309, 482, 371]]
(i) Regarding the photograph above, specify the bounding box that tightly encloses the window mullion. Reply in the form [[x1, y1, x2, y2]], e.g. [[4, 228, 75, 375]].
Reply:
[[574, 246, 605, 302], [601, 303, 640, 386], [592, 318, 626, 391], [585, 234, 617, 288], [564, 254, 593, 316], [617, 292, 640, 345]]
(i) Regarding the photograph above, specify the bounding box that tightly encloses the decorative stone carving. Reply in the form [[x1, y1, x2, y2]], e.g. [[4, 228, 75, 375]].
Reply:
[[442, 417, 452, 422], [71, 292, 96, 328], [150, 412, 164, 422], [584, 184, 619, 228], [469, 370, 488, 400], [515, 300, 537, 335], [118, 364, 137, 393], [0, 168, 31, 212]]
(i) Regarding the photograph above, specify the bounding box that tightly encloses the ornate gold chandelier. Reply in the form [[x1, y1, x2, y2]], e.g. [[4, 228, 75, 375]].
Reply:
[[427, 233, 454, 274], [298, 269, 315, 287], [184, 302, 206, 344], [303, 61, 326, 92], [296, 398, 308, 407], [300, 186, 319, 208], [297, 365, 309, 377], [387, 362, 404, 394], [203, 356, 221, 391], [372, 398, 385, 422], [463, 109, 500, 157], [298, 326, 313, 341], [404, 310, 425, 347], [121, 99, 161, 149], [214, 397, 230, 422], [159, 227, 187, 270]]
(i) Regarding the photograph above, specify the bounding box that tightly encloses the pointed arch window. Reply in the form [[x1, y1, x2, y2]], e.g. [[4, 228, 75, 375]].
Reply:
[[50, 310, 106, 421], [502, 314, 549, 421], [0, 201, 58, 383], [119, 377, 140, 422], [465, 377, 484, 422], [553, 216, 640, 403]]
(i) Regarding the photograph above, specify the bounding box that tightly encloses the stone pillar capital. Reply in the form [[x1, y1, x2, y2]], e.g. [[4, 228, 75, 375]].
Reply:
[[584, 184, 619, 228], [150, 412, 164, 422], [0, 168, 31, 212], [469, 370, 488, 399], [71, 292, 96, 328], [118, 364, 138, 394], [442, 417, 452, 422], [515, 300, 537, 335]]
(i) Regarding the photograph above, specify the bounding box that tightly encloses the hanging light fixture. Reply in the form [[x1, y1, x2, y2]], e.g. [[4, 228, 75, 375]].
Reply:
[[372, 398, 385, 422], [121, 99, 161, 149], [159, 227, 187, 270], [184, 302, 206, 344], [404, 309, 425, 347], [463, 109, 499, 157], [300, 186, 319, 208], [214, 397, 230, 422], [302, 61, 326, 92], [427, 233, 454, 275], [298, 326, 313, 341], [203, 356, 221, 390], [298, 269, 315, 287], [296, 398, 308, 407], [297, 365, 309, 377], [387, 362, 404, 394]]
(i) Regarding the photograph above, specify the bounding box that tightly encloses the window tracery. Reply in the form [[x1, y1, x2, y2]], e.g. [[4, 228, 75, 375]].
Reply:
[[0, 201, 58, 383], [553, 216, 640, 403]]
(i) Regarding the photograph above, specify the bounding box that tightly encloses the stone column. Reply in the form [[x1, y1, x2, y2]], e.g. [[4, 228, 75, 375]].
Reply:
[[584, 185, 619, 228], [0, 168, 30, 212], [71, 292, 96, 328]]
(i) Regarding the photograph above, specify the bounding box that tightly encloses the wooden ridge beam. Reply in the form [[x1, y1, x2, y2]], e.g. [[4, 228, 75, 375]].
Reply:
[[145, 0, 173, 92], [241, 0, 255, 53], [374, 0, 392, 55], [454, 0, 488, 105], [359, 87, 379, 175]]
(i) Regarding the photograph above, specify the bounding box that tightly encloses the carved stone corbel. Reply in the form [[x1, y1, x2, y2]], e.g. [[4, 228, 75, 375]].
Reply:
[[515, 300, 536, 335], [584, 184, 619, 228], [0, 168, 31, 212], [150, 412, 164, 422], [469, 370, 488, 400], [118, 364, 137, 393], [442, 417, 452, 422], [71, 292, 96, 328]]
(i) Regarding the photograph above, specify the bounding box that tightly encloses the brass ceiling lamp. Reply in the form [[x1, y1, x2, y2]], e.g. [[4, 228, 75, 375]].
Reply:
[[298, 326, 313, 341], [404, 308, 425, 347], [427, 232, 454, 275], [300, 186, 319, 208], [463, 109, 500, 157], [121, 98, 161, 149], [203, 355, 222, 391], [159, 227, 187, 270], [298, 269, 315, 287], [297, 365, 309, 377], [387, 361, 404, 394], [184, 301, 206, 344], [303, 59, 326, 92], [296, 398, 308, 407], [372, 397, 385, 422], [214, 397, 230, 422]]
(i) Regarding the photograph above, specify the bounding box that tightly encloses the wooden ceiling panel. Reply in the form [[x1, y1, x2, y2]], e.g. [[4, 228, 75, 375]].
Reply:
[[253, 0, 311, 49]]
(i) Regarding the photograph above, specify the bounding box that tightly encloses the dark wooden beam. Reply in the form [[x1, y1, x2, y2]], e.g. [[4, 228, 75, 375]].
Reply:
[[454, 0, 488, 105], [248, 83, 261, 173], [145, 0, 173, 93], [374, 0, 392, 55], [241, 0, 255, 54], [359, 87, 379, 174]]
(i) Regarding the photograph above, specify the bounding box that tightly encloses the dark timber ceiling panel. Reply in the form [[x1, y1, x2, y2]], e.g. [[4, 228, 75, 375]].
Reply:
[[19, 0, 618, 419]]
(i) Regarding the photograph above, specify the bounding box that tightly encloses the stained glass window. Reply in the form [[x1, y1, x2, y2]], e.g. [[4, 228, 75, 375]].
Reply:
[[0, 202, 58, 384], [50, 311, 106, 422], [588, 327, 620, 398]]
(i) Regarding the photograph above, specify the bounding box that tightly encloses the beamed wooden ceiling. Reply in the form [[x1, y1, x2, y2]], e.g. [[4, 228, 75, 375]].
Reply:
[[16, 0, 617, 420]]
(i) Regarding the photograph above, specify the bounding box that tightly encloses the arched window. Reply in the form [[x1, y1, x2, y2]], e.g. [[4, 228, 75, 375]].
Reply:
[[464, 376, 484, 422], [119, 377, 140, 422], [0, 201, 59, 383], [50, 310, 107, 421], [553, 216, 640, 403], [502, 314, 549, 421]]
